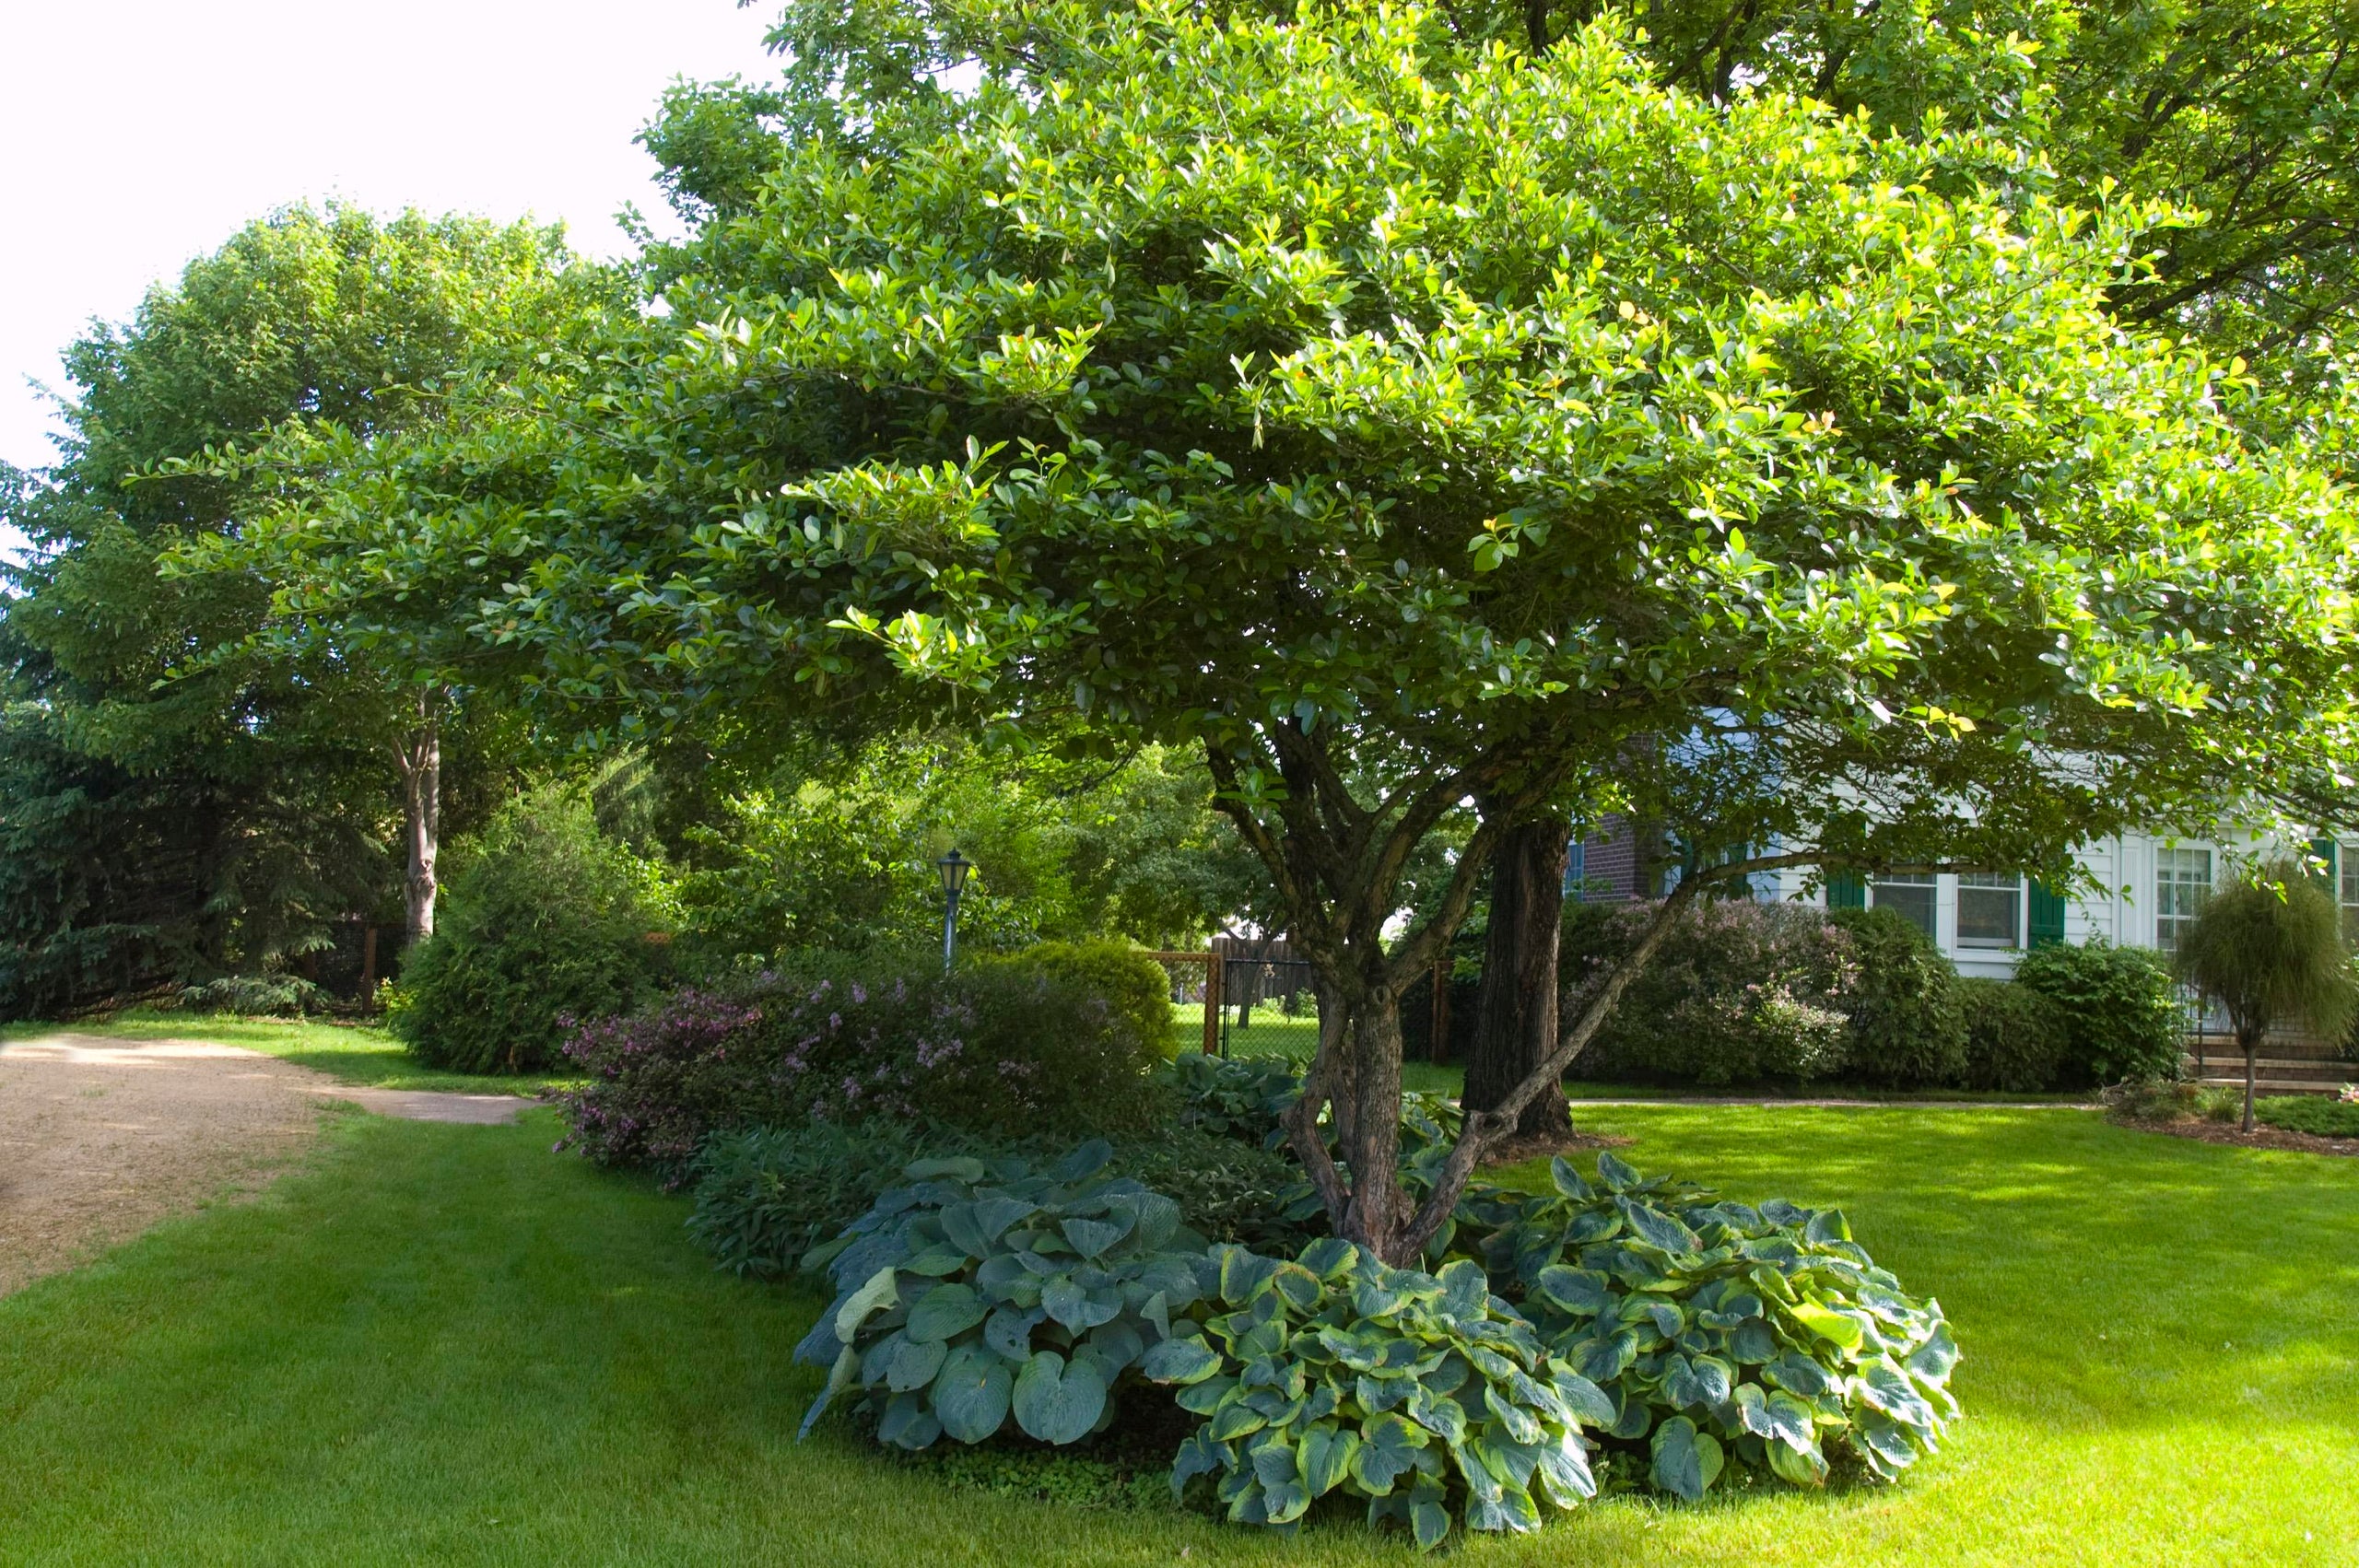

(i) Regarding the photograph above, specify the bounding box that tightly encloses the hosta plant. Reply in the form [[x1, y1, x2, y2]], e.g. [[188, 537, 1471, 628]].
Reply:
[[1168, 1053, 1303, 1149], [1141, 1238, 1606, 1550], [1456, 1153, 1958, 1498], [794, 1141, 1207, 1449]]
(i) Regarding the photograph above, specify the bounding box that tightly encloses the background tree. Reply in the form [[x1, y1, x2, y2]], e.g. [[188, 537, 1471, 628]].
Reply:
[[248, 4, 2359, 1259], [2174, 859, 2358, 1133]]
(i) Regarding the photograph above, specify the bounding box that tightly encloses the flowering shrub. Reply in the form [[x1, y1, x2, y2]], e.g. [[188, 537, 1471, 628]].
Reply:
[[1564, 899, 1860, 1086], [551, 959, 1169, 1174]]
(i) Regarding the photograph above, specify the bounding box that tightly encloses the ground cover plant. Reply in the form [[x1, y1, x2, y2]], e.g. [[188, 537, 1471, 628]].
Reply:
[[2252, 1095, 2359, 1140], [2, 1105, 2354, 1563]]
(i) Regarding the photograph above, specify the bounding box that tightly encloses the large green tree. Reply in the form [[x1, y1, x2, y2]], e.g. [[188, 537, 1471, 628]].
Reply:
[[0, 206, 608, 1014], [241, 4, 2358, 1258]]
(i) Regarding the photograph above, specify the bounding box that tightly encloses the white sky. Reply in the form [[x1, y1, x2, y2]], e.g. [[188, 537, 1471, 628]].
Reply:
[[0, 0, 780, 485]]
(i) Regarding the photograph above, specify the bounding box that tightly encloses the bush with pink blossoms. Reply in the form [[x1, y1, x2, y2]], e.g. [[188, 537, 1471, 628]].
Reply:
[[549, 958, 1169, 1174]]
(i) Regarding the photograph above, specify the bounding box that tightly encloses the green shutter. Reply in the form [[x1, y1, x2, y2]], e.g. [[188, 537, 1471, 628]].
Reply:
[[2027, 879, 2067, 948], [1825, 872, 1865, 910], [2309, 837, 2338, 888]]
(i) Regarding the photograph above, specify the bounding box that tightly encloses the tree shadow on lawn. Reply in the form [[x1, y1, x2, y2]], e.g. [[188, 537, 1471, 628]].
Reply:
[[1504, 1106, 2359, 1437]]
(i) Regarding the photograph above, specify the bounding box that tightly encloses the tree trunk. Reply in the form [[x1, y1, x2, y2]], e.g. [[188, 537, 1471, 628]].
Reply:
[[1283, 980, 1415, 1260], [2242, 1028, 2259, 1133], [396, 705, 441, 949], [1463, 813, 1572, 1141]]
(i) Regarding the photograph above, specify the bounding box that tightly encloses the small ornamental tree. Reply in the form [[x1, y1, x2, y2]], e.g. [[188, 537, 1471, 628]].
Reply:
[[234, 5, 2359, 1260], [2174, 860, 2359, 1132]]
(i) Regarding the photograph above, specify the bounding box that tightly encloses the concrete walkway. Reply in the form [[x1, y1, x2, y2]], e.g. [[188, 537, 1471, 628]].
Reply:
[[1564, 1095, 2097, 1110]]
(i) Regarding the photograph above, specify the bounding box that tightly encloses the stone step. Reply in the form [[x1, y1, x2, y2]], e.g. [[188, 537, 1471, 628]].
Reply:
[[2187, 1076, 2348, 1096], [2181, 1057, 2350, 1079]]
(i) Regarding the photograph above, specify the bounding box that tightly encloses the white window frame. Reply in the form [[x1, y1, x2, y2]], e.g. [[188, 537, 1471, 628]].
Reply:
[[1870, 871, 1939, 942], [1955, 872, 2023, 949], [2154, 848, 2212, 953]]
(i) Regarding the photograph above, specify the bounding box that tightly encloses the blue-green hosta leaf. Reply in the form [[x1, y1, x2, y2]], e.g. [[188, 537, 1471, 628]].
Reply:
[[1041, 1274, 1119, 1331], [1595, 1152, 1642, 1191], [1548, 1371, 1617, 1427], [886, 1332, 950, 1393], [905, 1282, 989, 1344], [1119, 1191, 1182, 1252], [1142, 1335, 1224, 1385], [1855, 1411, 1922, 1477], [1086, 1319, 1144, 1375], [1649, 1415, 1725, 1501], [1859, 1362, 1938, 1433], [1760, 1389, 1817, 1450], [1465, 1480, 1542, 1535], [1729, 1319, 1779, 1363], [1047, 1139, 1114, 1183], [1534, 1431, 1596, 1507], [1351, 1278, 1406, 1319], [1629, 1298, 1687, 1340], [1351, 1412, 1429, 1494], [1568, 1329, 1639, 1384], [1905, 1322, 1960, 1380], [798, 1344, 860, 1438], [1761, 1351, 1833, 1398], [1359, 1373, 1413, 1414], [1618, 1199, 1700, 1256], [1176, 1373, 1238, 1414], [877, 1390, 942, 1449], [1412, 1495, 1451, 1550], [1766, 1431, 1829, 1487], [1534, 1265, 1614, 1316], [1061, 1213, 1133, 1259], [1297, 1236, 1359, 1278], [1208, 1400, 1268, 1442], [1549, 1155, 1594, 1199], [1010, 1349, 1109, 1445], [1512, 1227, 1564, 1281], [1606, 1385, 1654, 1441], [1170, 1431, 1227, 1497], [1759, 1199, 1809, 1228], [1438, 1258, 1490, 1317], [1298, 1422, 1360, 1498], [931, 1342, 1013, 1443], [900, 1246, 970, 1277], [833, 1266, 900, 1343], [983, 1305, 1044, 1361], [1565, 1207, 1621, 1246], [1804, 1208, 1852, 1245], [1484, 1384, 1543, 1445], [1405, 1388, 1467, 1445], [935, 1203, 989, 1258], [902, 1156, 987, 1184], [1268, 1261, 1324, 1312], [1218, 1246, 1278, 1306]]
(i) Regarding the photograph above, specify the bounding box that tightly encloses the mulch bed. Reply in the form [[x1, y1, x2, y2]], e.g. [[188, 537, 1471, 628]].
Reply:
[[1482, 1128, 1635, 1167], [2116, 1115, 2359, 1158]]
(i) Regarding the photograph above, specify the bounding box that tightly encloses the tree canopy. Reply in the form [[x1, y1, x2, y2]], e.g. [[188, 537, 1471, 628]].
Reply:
[[227, 2, 2359, 1255]]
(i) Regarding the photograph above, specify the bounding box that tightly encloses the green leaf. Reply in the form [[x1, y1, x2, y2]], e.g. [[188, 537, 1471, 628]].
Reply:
[[1549, 1156, 1593, 1199], [1061, 1214, 1131, 1258], [1352, 1412, 1430, 1494], [931, 1343, 1013, 1443], [1041, 1275, 1118, 1330], [1412, 1498, 1451, 1550], [1788, 1301, 1866, 1352], [833, 1266, 899, 1344], [1534, 1433, 1596, 1507], [902, 1156, 986, 1183], [905, 1282, 988, 1344], [886, 1332, 949, 1393], [1011, 1350, 1109, 1444], [1297, 1237, 1359, 1278], [1299, 1423, 1360, 1498], [1534, 1265, 1614, 1316], [1595, 1153, 1642, 1191], [1141, 1336, 1224, 1385], [1766, 1431, 1830, 1487], [983, 1305, 1043, 1361], [1651, 1415, 1726, 1501], [1268, 1261, 1324, 1312]]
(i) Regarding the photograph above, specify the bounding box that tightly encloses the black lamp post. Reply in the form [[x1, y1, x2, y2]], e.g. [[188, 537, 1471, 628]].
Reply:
[[936, 848, 973, 971]]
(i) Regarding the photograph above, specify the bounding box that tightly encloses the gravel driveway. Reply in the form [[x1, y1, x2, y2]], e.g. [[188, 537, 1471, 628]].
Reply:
[[0, 1033, 523, 1296]]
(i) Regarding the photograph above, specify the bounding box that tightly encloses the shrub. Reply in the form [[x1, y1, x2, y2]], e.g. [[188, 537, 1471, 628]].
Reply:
[[1563, 899, 1858, 1086], [179, 973, 331, 1017], [1167, 1052, 1302, 1147], [1956, 978, 2069, 1094], [1825, 907, 1967, 1086], [2251, 1094, 2359, 1139], [2104, 1076, 2238, 1124], [1144, 1239, 1602, 1549], [1105, 1130, 1320, 1255], [391, 787, 672, 1073], [552, 959, 1169, 1173], [688, 1119, 999, 1279], [2013, 939, 2184, 1086], [1451, 1153, 1958, 1498], [793, 1141, 1208, 1449], [993, 941, 1177, 1060]]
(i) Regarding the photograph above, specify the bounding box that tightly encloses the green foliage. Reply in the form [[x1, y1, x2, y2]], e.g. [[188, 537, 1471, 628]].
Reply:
[[1454, 1153, 1958, 1497], [1565, 899, 1858, 1086], [1167, 1052, 1304, 1148], [1956, 978, 2069, 1094], [687, 1119, 987, 1280], [994, 941, 1175, 1061], [2175, 861, 2357, 1051], [1103, 1130, 1319, 1256], [1144, 1240, 1600, 1549], [2013, 940, 2186, 1087], [179, 974, 333, 1018], [1826, 909, 1967, 1087], [2252, 1095, 2359, 1140], [390, 786, 672, 1073], [793, 1141, 1206, 1450], [888, 1440, 1177, 1514]]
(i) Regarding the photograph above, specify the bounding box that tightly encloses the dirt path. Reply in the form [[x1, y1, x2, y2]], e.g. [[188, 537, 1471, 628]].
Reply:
[[0, 1034, 526, 1296]]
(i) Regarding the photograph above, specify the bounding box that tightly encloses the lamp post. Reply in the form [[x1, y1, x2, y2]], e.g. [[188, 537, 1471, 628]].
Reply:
[[936, 848, 973, 971]]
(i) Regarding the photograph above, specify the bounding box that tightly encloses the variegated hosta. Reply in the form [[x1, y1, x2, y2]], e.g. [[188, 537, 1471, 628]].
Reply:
[[1140, 1238, 1609, 1550], [1458, 1153, 1959, 1499], [793, 1141, 1208, 1448]]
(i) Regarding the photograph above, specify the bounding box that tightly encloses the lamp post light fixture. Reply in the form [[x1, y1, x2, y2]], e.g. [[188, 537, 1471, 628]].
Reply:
[[936, 848, 974, 971]]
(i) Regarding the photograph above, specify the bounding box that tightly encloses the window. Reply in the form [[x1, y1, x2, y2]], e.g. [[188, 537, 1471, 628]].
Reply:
[[2154, 848, 2212, 952], [2341, 843, 2359, 944], [1956, 872, 2022, 948], [1871, 871, 1938, 941], [1563, 841, 1586, 900]]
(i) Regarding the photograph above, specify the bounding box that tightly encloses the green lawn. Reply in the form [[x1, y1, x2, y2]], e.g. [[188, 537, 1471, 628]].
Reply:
[[1, 1106, 2351, 1564], [0, 1011, 565, 1097]]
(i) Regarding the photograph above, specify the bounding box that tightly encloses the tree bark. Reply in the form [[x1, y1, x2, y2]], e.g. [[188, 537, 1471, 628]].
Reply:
[[1463, 813, 1572, 1141], [395, 701, 441, 949], [2242, 1029, 2259, 1133]]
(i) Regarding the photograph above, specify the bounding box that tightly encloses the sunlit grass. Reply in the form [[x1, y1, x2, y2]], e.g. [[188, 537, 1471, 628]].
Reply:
[[0, 1105, 2351, 1564], [0, 1010, 564, 1097]]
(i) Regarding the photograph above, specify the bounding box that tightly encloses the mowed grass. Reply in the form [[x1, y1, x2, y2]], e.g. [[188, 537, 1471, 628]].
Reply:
[[0, 1011, 565, 1097], [1, 1106, 2353, 1565]]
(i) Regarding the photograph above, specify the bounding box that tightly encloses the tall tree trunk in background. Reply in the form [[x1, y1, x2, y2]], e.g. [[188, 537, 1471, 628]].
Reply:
[[394, 696, 440, 949], [1462, 813, 1572, 1140]]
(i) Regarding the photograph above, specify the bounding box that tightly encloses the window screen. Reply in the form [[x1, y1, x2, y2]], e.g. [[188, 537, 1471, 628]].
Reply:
[[1870, 872, 1938, 942], [2154, 848, 2212, 952], [1956, 872, 2021, 948]]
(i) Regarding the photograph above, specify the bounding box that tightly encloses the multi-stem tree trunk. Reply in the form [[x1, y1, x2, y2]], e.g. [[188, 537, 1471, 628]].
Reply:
[[1462, 813, 1572, 1141], [2239, 1025, 2260, 1133], [394, 700, 440, 949]]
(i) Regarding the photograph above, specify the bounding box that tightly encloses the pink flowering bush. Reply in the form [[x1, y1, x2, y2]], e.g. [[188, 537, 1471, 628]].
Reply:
[[550, 958, 1168, 1174]]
